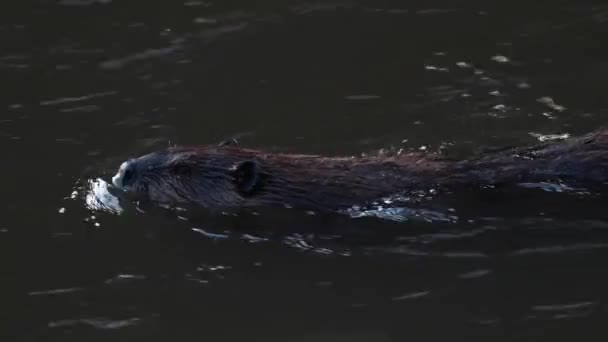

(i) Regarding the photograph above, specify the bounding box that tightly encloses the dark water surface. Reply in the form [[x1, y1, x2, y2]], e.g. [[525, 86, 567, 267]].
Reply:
[[2, 1, 608, 341]]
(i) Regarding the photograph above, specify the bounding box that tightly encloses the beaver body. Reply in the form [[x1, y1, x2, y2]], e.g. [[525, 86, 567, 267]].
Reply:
[[112, 130, 608, 211]]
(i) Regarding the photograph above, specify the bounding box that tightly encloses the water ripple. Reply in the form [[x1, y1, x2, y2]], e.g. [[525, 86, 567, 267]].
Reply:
[[458, 269, 492, 279], [100, 46, 181, 70], [391, 290, 430, 301], [509, 243, 608, 256], [48, 317, 141, 329], [28, 287, 84, 296]]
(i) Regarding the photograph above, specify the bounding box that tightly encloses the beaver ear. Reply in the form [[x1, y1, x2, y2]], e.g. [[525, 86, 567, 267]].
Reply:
[[218, 138, 239, 147], [231, 160, 260, 196]]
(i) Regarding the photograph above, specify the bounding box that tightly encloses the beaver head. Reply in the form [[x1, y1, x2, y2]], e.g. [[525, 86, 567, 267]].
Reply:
[[112, 147, 267, 208], [111, 146, 443, 211]]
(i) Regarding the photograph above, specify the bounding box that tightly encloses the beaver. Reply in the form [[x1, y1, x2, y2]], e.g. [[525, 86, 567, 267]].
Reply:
[[111, 130, 608, 211]]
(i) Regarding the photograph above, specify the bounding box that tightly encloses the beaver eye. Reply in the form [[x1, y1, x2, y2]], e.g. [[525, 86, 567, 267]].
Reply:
[[123, 168, 134, 185]]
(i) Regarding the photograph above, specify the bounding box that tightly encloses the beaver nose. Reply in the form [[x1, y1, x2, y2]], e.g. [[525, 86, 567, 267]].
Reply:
[[112, 160, 136, 190]]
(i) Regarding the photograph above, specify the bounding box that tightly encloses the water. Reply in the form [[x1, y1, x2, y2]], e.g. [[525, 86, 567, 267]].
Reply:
[[2, 1, 608, 341]]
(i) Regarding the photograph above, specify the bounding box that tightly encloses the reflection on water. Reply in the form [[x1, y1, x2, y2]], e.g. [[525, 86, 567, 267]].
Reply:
[[516, 181, 589, 194], [79, 175, 608, 262], [346, 205, 458, 223], [3, 1, 608, 341]]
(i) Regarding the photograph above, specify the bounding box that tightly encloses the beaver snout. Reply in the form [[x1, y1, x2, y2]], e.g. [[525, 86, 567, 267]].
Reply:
[[112, 159, 137, 190]]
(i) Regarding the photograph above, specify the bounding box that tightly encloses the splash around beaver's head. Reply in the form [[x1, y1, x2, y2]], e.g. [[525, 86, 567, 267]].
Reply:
[[111, 147, 264, 208]]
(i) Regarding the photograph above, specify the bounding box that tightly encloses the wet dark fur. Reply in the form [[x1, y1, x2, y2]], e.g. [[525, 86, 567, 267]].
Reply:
[[116, 130, 608, 211]]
